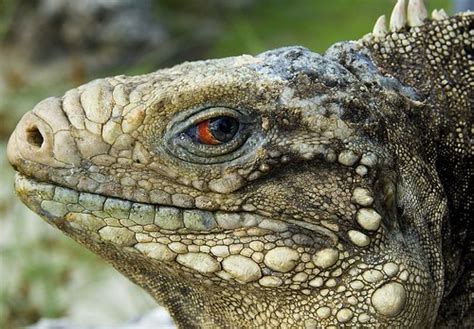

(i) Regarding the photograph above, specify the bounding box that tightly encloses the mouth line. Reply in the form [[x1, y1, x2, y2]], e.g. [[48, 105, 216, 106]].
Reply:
[[13, 173, 340, 249], [12, 173, 295, 237]]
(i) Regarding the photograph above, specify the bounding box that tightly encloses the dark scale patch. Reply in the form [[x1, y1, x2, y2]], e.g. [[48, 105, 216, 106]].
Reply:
[[299, 68, 338, 88], [458, 19, 474, 35], [338, 97, 373, 125], [289, 73, 331, 99], [284, 48, 305, 61], [464, 42, 473, 58]]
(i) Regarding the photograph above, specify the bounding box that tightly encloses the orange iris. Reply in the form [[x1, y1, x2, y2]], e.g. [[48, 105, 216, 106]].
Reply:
[[196, 120, 220, 145]]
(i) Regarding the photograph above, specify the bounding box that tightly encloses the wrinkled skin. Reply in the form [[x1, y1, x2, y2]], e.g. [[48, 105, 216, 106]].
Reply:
[[7, 11, 472, 328]]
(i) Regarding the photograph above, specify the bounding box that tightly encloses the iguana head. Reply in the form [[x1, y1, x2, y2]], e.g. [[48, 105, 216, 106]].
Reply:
[[7, 1, 472, 327]]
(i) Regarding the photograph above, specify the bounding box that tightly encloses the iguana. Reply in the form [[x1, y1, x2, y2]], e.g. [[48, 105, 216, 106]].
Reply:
[[7, 0, 473, 327]]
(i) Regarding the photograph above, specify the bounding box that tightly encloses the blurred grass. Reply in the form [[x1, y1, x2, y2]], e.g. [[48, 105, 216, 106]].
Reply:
[[0, 0, 15, 39], [0, 0, 452, 328], [211, 0, 451, 56], [0, 143, 107, 327]]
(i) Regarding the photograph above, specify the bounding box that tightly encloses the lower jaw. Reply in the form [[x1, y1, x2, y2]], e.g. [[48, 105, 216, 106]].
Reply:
[[13, 173, 338, 285]]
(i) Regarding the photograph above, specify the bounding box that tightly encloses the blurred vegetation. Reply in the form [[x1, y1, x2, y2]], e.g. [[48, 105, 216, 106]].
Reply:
[[0, 0, 451, 328]]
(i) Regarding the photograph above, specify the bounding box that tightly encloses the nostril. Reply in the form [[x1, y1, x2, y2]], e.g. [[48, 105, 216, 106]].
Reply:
[[26, 126, 44, 149]]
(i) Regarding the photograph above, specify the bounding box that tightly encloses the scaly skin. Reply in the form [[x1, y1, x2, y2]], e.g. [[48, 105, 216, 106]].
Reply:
[[7, 2, 473, 328]]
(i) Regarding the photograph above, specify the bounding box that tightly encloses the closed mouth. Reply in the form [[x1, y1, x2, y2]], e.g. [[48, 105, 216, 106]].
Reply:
[[14, 173, 335, 237]]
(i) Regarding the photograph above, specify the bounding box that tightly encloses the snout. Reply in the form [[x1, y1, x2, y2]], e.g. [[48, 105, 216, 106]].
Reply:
[[7, 97, 81, 175]]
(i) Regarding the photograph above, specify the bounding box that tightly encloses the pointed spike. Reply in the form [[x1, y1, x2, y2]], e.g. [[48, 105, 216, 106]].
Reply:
[[373, 15, 388, 38], [432, 8, 449, 20], [438, 9, 449, 19], [390, 0, 407, 32], [407, 0, 428, 27]]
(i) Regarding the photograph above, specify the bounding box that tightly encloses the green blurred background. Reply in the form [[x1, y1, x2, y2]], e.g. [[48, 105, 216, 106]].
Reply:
[[0, 0, 453, 328]]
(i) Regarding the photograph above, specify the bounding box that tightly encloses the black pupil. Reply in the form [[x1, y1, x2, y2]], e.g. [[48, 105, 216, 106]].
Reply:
[[209, 116, 239, 143]]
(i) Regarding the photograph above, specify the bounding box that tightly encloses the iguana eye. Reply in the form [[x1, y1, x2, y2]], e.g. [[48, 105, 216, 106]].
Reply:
[[165, 106, 260, 164], [188, 117, 240, 145]]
